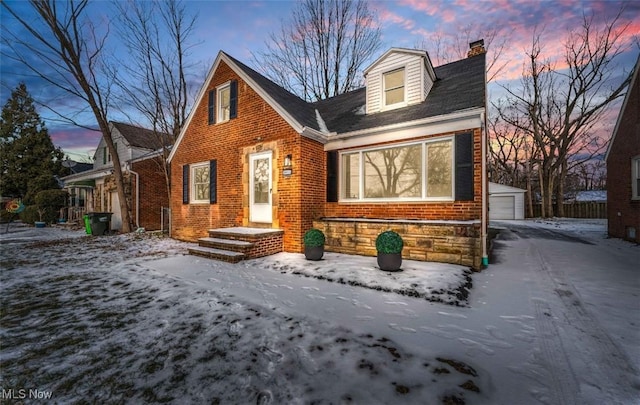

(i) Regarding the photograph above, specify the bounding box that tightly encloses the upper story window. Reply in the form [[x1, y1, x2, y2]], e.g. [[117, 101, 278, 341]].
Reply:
[[208, 80, 237, 125], [383, 68, 405, 107], [218, 83, 231, 122], [633, 157, 640, 200]]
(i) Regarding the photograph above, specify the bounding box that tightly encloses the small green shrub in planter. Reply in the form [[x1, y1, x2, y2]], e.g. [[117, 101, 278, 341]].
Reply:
[[303, 228, 325, 260], [375, 230, 403, 271]]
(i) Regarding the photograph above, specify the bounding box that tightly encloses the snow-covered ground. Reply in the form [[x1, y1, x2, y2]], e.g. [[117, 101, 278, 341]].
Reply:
[[1, 219, 638, 404]]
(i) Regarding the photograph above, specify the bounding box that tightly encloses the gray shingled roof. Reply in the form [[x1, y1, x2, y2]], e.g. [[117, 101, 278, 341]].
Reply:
[[111, 121, 168, 150], [224, 51, 485, 135], [313, 53, 486, 133], [223, 53, 321, 131]]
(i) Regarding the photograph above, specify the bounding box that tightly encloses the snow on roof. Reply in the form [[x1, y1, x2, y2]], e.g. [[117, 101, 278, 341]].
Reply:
[[575, 190, 607, 202], [489, 182, 526, 194]]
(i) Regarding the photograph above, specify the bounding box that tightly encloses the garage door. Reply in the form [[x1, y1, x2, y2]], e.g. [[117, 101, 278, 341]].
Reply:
[[490, 195, 515, 220]]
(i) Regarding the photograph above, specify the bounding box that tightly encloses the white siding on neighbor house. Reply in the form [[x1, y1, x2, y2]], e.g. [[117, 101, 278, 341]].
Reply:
[[365, 51, 433, 114], [93, 130, 136, 169]]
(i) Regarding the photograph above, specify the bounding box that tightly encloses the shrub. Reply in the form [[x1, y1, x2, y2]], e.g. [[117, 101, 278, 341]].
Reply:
[[20, 205, 40, 225], [303, 228, 325, 247], [375, 230, 404, 254], [34, 189, 68, 223]]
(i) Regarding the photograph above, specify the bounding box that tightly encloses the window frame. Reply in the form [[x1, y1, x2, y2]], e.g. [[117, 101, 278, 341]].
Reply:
[[190, 161, 210, 204], [217, 82, 231, 123], [382, 67, 407, 109], [632, 156, 640, 200], [338, 137, 455, 203]]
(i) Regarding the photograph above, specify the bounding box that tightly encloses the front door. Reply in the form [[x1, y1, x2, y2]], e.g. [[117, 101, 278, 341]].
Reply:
[[249, 151, 272, 223]]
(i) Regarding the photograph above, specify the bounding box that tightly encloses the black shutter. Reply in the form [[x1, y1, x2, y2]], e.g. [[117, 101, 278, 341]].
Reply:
[[455, 132, 474, 201], [209, 159, 217, 204], [182, 164, 190, 204], [229, 80, 238, 119], [326, 151, 338, 202], [103, 147, 107, 164], [208, 89, 216, 124]]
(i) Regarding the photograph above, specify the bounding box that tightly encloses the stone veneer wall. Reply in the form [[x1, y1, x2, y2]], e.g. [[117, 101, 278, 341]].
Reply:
[[313, 218, 482, 270]]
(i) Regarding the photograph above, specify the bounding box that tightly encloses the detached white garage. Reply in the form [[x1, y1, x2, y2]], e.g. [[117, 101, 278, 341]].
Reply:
[[489, 182, 526, 220]]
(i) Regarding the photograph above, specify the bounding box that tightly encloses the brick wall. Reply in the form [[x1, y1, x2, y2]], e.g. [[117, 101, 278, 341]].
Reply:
[[131, 156, 169, 231], [313, 218, 482, 270], [607, 66, 640, 243], [170, 60, 325, 253]]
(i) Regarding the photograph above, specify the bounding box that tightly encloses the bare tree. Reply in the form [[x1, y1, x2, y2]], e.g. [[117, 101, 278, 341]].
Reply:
[[417, 24, 508, 82], [113, 0, 197, 203], [496, 12, 631, 217], [253, 0, 382, 101], [1, 0, 134, 231]]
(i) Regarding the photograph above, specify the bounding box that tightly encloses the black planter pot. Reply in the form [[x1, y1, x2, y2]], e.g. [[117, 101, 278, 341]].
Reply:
[[304, 246, 324, 261], [377, 253, 402, 271]]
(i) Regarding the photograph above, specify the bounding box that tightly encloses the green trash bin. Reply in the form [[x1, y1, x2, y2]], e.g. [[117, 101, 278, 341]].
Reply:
[[83, 214, 92, 235], [87, 212, 113, 235]]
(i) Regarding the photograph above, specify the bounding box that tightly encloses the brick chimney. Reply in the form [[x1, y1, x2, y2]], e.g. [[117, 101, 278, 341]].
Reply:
[[467, 39, 486, 58]]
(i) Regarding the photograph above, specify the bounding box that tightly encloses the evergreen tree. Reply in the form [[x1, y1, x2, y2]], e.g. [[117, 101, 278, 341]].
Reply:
[[0, 83, 67, 203]]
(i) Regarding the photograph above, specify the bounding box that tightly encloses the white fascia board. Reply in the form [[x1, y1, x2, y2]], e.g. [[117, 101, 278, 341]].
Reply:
[[61, 169, 112, 182], [605, 55, 639, 162], [167, 53, 221, 163], [301, 127, 331, 144], [324, 108, 484, 151], [168, 52, 306, 162], [364, 48, 427, 75]]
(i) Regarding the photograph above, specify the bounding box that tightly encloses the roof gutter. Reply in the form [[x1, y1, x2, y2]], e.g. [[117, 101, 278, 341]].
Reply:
[[324, 107, 484, 151]]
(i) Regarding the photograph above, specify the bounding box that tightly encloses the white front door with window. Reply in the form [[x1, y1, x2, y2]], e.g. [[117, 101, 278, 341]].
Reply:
[[249, 152, 272, 223]]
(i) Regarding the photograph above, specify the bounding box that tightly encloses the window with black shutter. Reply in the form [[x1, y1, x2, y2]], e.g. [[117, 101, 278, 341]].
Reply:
[[326, 151, 338, 202], [209, 160, 217, 204], [182, 164, 190, 204], [455, 132, 474, 201], [208, 89, 216, 125], [229, 80, 237, 119]]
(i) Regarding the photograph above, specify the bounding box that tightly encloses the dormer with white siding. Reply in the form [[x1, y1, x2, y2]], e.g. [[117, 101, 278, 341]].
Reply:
[[363, 48, 437, 114]]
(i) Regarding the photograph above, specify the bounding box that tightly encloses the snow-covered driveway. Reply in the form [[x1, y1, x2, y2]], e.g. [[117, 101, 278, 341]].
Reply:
[[1, 219, 638, 404]]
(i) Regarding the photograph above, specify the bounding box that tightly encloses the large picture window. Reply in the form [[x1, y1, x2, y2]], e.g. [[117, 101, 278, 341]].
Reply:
[[191, 162, 210, 203], [340, 138, 453, 201]]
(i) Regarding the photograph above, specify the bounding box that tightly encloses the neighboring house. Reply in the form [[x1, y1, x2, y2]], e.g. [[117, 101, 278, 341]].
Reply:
[[169, 42, 488, 269], [606, 55, 640, 243], [489, 182, 525, 220], [61, 121, 169, 231]]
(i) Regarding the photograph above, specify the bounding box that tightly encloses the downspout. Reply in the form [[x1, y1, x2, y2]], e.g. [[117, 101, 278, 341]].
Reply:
[[481, 112, 489, 267], [127, 163, 140, 229]]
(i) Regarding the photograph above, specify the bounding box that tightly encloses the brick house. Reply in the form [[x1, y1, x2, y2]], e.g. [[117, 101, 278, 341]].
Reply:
[[606, 55, 640, 243], [61, 121, 169, 231], [168, 42, 489, 269]]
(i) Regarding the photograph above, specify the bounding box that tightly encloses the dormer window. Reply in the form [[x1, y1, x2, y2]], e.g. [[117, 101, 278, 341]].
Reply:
[[383, 68, 405, 106]]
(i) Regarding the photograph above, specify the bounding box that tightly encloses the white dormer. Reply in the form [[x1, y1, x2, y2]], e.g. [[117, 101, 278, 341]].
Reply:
[[364, 48, 436, 114]]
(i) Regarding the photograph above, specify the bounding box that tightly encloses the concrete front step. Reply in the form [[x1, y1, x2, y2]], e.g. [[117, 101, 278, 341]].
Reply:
[[197, 237, 254, 253], [188, 246, 246, 263]]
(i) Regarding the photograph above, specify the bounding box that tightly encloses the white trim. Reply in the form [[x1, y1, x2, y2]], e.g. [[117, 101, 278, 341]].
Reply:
[[190, 161, 210, 204], [381, 66, 407, 110], [364, 48, 427, 75], [606, 55, 639, 161], [216, 81, 231, 123], [325, 108, 484, 151], [338, 137, 454, 202], [168, 51, 307, 163], [249, 151, 273, 223]]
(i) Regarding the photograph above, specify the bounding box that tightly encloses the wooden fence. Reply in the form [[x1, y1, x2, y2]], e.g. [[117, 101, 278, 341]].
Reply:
[[527, 202, 607, 219]]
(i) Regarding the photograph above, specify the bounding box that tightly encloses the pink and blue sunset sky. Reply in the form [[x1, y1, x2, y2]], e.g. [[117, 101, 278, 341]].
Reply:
[[1, 0, 638, 161]]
